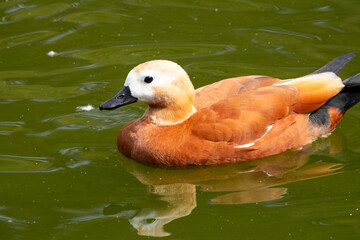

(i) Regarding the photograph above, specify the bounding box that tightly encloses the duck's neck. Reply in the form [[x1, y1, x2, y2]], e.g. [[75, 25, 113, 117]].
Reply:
[[144, 100, 197, 125]]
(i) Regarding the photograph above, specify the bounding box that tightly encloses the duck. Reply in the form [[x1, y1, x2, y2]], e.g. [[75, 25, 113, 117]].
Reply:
[[99, 53, 360, 166]]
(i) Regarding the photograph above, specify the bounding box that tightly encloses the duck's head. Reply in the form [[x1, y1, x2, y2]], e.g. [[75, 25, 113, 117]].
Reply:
[[99, 60, 197, 125]]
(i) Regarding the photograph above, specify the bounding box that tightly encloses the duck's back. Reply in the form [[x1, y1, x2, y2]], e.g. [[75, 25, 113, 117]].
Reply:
[[195, 72, 344, 114], [194, 76, 280, 109]]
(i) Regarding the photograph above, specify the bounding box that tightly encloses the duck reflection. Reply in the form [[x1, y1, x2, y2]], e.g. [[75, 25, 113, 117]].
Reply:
[[104, 136, 343, 237]]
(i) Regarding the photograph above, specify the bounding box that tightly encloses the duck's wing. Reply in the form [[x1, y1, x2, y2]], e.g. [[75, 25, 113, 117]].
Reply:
[[194, 76, 280, 109], [191, 85, 299, 146], [191, 72, 345, 146]]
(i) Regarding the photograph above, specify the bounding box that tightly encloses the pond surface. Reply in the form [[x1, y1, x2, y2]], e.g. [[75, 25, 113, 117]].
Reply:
[[1, 0, 360, 239]]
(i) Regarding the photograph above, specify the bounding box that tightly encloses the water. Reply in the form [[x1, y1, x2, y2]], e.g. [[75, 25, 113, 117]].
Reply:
[[1, 0, 360, 239]]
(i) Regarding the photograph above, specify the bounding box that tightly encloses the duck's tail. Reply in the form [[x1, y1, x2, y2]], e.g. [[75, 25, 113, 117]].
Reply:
[[309, 73, 360, 133], [280, 53, 356, 114]]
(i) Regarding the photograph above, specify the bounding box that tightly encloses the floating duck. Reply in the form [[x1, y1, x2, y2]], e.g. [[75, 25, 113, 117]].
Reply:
[[100, 53, 360, 166]]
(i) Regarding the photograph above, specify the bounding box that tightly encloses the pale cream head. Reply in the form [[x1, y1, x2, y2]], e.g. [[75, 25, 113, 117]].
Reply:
[[124, 60, 195, 106], [124, 60, 197, 125]]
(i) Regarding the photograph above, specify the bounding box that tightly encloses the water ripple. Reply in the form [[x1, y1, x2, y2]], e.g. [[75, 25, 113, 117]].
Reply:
[[0, 121, 24, 135], [28, 105, 142, 137], [0, 31, 57, 49], [61, 11, 131, 24], [122, 0, 275, 12], [0, 80, 83, 101], [2, 2, 70, 23], [254, 27, 322, 41], [0, 154, 60, 173], [71, 43, 236, 65]]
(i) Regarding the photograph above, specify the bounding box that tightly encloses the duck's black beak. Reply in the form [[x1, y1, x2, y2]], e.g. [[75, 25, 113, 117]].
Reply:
[[99, 86, 137, 110]]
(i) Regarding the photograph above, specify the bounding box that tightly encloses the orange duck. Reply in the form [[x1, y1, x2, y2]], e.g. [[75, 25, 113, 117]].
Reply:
[[100, 53, 360, 166]]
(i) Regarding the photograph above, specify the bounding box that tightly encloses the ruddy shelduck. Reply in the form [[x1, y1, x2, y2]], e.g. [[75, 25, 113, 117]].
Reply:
[[100, 53, 360, 166]]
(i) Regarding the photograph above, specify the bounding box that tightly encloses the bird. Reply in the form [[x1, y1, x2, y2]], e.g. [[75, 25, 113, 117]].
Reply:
[[99, 53, 360, 166]]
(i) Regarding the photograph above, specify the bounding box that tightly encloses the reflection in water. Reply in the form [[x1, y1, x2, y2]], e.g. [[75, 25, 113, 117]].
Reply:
[[107, 138, 343, 237], [130, 184, 195, 237]]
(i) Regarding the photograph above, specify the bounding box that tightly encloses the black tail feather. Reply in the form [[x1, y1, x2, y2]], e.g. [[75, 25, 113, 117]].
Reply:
[[342, 73, 360, 87], [312, 53, 355, 75], [310, 73, 360, 126], [328, 73, 360, 112]]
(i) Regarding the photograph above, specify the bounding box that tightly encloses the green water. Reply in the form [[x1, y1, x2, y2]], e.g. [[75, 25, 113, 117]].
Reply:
[[1, 0, 360, 239]]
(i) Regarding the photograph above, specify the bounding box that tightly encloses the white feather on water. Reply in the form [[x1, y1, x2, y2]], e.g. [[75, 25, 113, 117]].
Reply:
[[76, 104, 95, 111], [47, 50, 57, 57]]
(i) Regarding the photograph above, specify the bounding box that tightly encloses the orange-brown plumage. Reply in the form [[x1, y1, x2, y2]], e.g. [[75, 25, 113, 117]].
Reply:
[[100, 53, 360, 166]]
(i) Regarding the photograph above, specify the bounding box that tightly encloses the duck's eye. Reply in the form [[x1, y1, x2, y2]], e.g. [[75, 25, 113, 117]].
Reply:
[[144, 76, 153, 84]]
